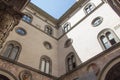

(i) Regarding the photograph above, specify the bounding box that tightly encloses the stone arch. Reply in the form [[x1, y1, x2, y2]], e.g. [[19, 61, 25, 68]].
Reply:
[[99, 55, 120, 80], [0, 74, 9, 80], [0, 68, 17, 80], [105, 62, 120, 80]]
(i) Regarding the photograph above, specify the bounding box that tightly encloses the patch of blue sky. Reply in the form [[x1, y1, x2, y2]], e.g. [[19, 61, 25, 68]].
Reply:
[[31, 0, 76, 19]]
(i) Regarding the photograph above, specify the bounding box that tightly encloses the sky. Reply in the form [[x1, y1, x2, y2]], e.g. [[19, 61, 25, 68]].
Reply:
[[31, 0, 76, 19]]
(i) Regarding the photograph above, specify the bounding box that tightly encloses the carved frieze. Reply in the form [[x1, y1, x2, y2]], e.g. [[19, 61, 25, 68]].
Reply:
[[2, 0, 30, 11], [0, 59, 55, 80], [19, 70, 32, 80]]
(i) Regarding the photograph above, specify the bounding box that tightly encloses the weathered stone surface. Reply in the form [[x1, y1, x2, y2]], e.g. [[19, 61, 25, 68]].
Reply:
[[0, 1, 24, 47], [2, 0, 30, 11], [78, 72, 97, 80], [0, 58, 56, 80], [58, 43, 120, 80]]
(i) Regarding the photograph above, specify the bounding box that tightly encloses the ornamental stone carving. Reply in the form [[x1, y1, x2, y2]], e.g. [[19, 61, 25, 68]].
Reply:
[[0, 0, 30, 47], [19, 70, 32, 80], [2, 0, 30, 11]]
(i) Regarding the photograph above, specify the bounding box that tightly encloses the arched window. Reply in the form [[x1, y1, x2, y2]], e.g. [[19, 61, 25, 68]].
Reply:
[[66, 52, 76, 71], [98, 29, 119, 50], [44, 25, 53, 36], [22, 13, 32, 23], [40, 56, 52, 74], [1, 41, 21, 61], [84, 3, 95, 14], [62, 22, 71, 33]]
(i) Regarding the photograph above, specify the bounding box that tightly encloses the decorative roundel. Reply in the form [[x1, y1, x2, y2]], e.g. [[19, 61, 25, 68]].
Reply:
[[87, 63, 100, 75], [43, 41, 52, 50], [19, 70, 32, 80]]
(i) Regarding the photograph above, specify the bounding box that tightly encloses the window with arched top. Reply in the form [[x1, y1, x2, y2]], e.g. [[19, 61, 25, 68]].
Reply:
[[62, 22, 71, 33], [98, 29, 119, 50], [22, 13, 32, 23], [44, 25, 53, 36], [1, 41, 21, 61], [40, 56, 52, 74], [84, 3, 95, 14], [66, 52, 76, 72]]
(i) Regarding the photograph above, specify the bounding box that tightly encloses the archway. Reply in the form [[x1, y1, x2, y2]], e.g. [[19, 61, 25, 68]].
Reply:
[[105, 62, 120, 80], [0, 69, 17, 80], [0, 74, 9, 80], [99, 56, 120, 80]]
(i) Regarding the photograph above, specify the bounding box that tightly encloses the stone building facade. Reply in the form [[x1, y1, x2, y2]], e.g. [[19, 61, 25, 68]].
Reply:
[[0, 0, 120, 80]]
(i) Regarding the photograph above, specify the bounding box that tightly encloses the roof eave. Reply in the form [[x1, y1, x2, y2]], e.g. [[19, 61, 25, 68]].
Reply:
[[57, 0, 90, 24], [27, 3, 58, 25]]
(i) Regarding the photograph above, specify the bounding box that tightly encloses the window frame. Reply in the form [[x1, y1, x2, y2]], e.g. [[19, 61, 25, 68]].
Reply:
[[22, 13, 33, 23], [91, 16, 103, 27], [64, 38, 73, 48], [15, 27, 27, 36], [44, 25, 53, 36], [39, 55, 52, 74], [98, 28, 119, 50], [84, 3, 96, 14], [1, 41, 22, 61], [62, 22, 71, 33], [66, 52, 76, 72]]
